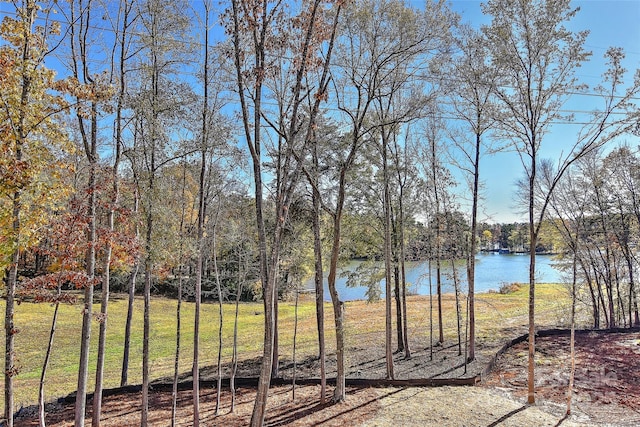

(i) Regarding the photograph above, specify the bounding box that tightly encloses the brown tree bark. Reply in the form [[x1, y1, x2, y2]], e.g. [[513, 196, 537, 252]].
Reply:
[[213, 221, 224, 415], [467, 131, 481, 361], [326, 135, 360, 402], [311, 143, 326, 402], [391, 214, 404, 354], [38, 289, 61, 427], [4, 3, 40, 425], [192, 0, 212, 422], [121, 186, 139, 387], [228, 1, 342, 421], [526, 138, 537, 405], [93, 0, 130, 418], [75, 114, 97, 427], [382, 133, 395, 380], [395, 157, 411, 359], [230, 255, 243, 413], [171, 161, 188, 427]]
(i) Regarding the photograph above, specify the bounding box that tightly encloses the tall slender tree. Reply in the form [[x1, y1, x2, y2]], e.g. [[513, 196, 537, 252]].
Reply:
[[330, 0, 455, 395], [226, 1, 341, 421], [227, 1, 273, 419], [65, 1, 115, 424], [448, 25, 498, 361], [547, 166, 590, 415], [120, 174, 140, 387], [381, 126, 395, 378], [130, 1, 192, 422], [390, 130, 414, 359], [1, 2, 73, 425], [171, 159, 189, 427], [605, 147, 640, 326], [192, 2, 213, 423], [483, 0, 589, 404], [422, 114, 448, 345], [483, 0, 638, 404], [309, 128, 327, 401], [93, 1, 135, 424]]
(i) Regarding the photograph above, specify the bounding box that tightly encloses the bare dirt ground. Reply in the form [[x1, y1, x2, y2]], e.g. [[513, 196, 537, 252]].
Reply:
[[13, 330, 640, 426], [482, 331, 640, 426]]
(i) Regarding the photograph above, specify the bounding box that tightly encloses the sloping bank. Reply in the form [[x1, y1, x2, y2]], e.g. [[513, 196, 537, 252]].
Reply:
[[28, 326, 638, 414]]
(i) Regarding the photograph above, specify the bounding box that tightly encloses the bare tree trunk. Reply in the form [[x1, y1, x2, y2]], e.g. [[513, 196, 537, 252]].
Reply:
[[327, 168, 351, 402], [586, 248, 609, 328], [192, 148, 206, 426], [252, 259, 277, 425], [140, 3, 163, 421], [581, 264, 599, 329], [140, 29, 162, 422], [228, 0, 342, 419], [229, 1, 272, 422], [75, 106, 98, 427], [171, 161, 188, 427], [5, 4, 37, 423], [400, 261, 410, 358], [39, 292, 61, 427], [69, 2, 100, 422], [595, 273, 609, 328], [527, 146, 537, 405], [527, 249, 537, 404], [93, 216, 111, 427], [213, 222, 224, 415], [193, 0, 212, 420], [141, 209, 153, 426], [292, 289, 299, 401], [593, 185, 616, 328], [451, 258, 462, 356], [311, 146, 326, 402], [614, 265, 625, 327], [382, 137, 395, 380], [567, 248, 578, 415], [171, 273, 183, 427], [467, 132, 481, 361], [392, 214, 404, 354], [93, 0, 129, 420], [464, 280, 469, 374], [121, 187, 139, 387], [5, 187, 20, 427], [430, 136, 444, 345], [623, 248, 639, 326], [429, 257, 433, 361], [271, 292, 279, 379], [230, 255, 243, 413], [397, 185, 411, 359], [436, 257, 443, 344]]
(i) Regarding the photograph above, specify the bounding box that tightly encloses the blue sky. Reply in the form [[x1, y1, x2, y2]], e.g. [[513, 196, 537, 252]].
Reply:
[[444, 0, 640, 223], [2, 0, 636, 224]]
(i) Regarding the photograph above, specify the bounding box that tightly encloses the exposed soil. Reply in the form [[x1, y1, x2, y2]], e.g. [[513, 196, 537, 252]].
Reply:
[[13, 329, 640, 426], [482, 330, 640, 426]]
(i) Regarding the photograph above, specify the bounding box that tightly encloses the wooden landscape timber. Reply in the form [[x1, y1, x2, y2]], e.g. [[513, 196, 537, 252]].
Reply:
[[17, 326, 638, 423]]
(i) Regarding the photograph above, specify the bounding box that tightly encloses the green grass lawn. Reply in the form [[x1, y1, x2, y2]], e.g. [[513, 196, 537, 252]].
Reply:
[[0, 283, 579, 414], [0, 294, 328, 414]]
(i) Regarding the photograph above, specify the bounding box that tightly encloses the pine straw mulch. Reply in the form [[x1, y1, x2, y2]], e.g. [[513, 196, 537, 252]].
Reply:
[[482, 330, 640, 426], [13, 329, 640, 426]]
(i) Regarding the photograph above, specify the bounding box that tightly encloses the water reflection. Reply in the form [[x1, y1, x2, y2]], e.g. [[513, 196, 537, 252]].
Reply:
[[305, 253, 564, 301]]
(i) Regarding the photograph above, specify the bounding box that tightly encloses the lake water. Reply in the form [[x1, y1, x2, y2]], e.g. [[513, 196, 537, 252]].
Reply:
[[305, 253, 564, 301]]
